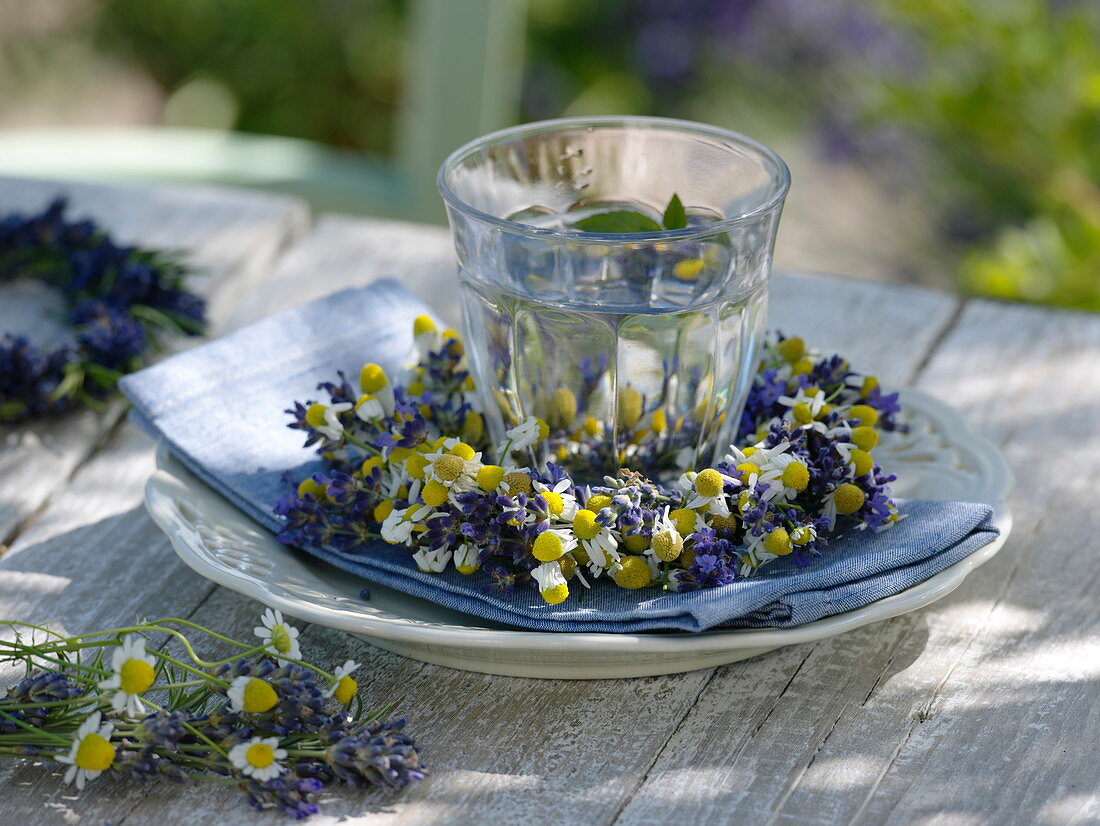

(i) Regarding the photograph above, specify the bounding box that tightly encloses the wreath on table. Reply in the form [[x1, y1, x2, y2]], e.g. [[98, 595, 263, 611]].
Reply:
[[0, 198, 206, 422]]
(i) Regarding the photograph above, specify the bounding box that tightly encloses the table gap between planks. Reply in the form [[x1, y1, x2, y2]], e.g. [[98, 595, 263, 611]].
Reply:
[[0, 177, 1096, 826]]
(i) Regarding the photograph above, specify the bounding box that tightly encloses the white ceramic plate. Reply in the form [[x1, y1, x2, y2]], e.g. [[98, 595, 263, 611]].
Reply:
[[145, 389, 1012, 679]]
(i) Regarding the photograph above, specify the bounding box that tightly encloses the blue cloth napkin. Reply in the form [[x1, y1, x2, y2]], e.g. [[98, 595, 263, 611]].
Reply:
[[121, 280, 1000, 633]]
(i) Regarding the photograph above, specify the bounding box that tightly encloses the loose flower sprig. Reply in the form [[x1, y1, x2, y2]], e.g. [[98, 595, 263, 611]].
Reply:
[[0, 611, 425, 819], [0, 198, 206, 422], [277, 318, 906, 605]]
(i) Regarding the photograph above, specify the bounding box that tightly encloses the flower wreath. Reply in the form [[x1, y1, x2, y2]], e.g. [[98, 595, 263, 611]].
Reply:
[[277, 315, 906, 605], [0, 198, 206, 422]]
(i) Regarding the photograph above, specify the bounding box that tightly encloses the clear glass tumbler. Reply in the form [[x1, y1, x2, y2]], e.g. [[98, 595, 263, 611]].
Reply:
[[438, 117, 790, 481]]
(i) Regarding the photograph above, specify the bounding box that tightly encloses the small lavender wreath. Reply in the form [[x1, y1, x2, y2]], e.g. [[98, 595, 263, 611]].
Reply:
[[0, 198, 205, 422]]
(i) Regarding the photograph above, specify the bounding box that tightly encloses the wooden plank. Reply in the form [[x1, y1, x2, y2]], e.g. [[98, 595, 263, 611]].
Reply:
[[615, 298, 1100, 826], [0, 212, 963, 825], [0, 176, 307, 550]]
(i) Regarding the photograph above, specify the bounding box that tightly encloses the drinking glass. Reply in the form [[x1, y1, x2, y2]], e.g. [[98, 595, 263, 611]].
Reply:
[[438, 116, 790, 481]]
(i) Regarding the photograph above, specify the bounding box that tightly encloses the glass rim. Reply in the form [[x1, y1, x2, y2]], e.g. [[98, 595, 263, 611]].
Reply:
[[437, 115, 791, 243]]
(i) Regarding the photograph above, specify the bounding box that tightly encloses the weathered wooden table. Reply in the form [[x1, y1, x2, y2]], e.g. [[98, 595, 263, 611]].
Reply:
[[0, 176, 1096, 826]]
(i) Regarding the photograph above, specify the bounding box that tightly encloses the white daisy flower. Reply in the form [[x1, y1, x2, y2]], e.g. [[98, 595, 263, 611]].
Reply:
[[412, 547, 452, 572], [229, 736, 287, 782], [571, 508, 621, 571], [324, 660, 360, 705], [317, 402, 353, 440], [57, 712, 115, 790], [255, 608, 301, 662], [533, 478, 579, 522], [422, 446, 482, 490], [227, 675, 279, 714], [532, 561, 570, 604], [359, 363, 396, 416], [532, 527, 579, 562], [778, 388, 829, 433], [453, 542, 480, 573], [413, 314, 442, 360], [680, 468, 736, 517], [648, 507, 685, 562], [355, 394, 386, 421], [503, 416, 546, 452], [97, 634, 157, 715]]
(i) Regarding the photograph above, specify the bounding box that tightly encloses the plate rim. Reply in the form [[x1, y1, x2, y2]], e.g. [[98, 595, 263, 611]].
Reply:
[[145, 387, 1013, 656]]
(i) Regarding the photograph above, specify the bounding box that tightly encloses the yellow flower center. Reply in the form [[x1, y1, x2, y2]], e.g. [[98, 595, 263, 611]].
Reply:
[[849, 448, 874, 477], [245, 742, 276, 769], [557, 555, 576, 579], [476, 464, 506, 492], [694, 468, 724, 499], [861, 376, 879, 396], [242, 677, 279, 713], [612, 556, 652, 589], [118, 658, 155, 695], [673, 257, 705, 281], [361, 456, 383, 476], [541, 490, 564, 516], [75, 733, 115, 772], [792, 402, 814, 425], [572, 509, 601, 541], [791, 526, 814, 546], [550, 387, 578, 428], [535, 417, 550, 442], [297, 478, 327, 501], [764, 527, 793, 556], [461, 411, 484, 442], [617, 386, 644, 430], [304, 403, 328, 429], [624, 533, 650, 553], [776, 336, 805, 362], [851, 426, 879, 452], [540, 583, 570, 605], [413, 314, 437, 336], [422, 480, 449, 507], [651, 531, 683, 561], [586, 494, 613, 512], [782, 461, 810, 492], [373, 498, 395, 523], [503, 471, 532, 497], [432, 454, 466, 482], [405, 454, 430, 480], [359, 363, 388, 393], [709, 513, 739, 532], [448, 442, 476, 460], [791, 357, 814, 376], [584, 416, 601, 437], [848, 404, 879, 427], [406, 380, 427, 396], [734, 462, 759, 484], [270, 625, 293, 655], [333, 675, 358, 706], [442, 329, 463, 353], [387, 447, 414, 465], [651, 407, 667, 434], [533, 532, 565, 562], [834, 483, 866, 515], [670, 508, 697, 536]]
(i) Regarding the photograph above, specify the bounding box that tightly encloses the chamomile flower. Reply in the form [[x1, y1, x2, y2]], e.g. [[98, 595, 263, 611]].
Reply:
[[571, 508, 620, 570], [503, 416, 548, 452], [359, 363, 396, 416], [57, 711, 115, 790], [778, 388, 828, 432], [649, 507, 685, 562], [228, 675, 280, 713], [412, 314, 442, 359], [255, 608, 301, 662], [534, 477, 578, 521], [681, 468, 735, 517], [422, 445, 481, 491], [229, 736, 287, 782], [532, 561, 569, 604], [532, 527, 578, 562], [314, 402, 353, 441], [324, 660, 359, 705], [355, 394, 386, 421], [97, 634, 156, 715], [412, 548, 452, 572], [453, 542, 480, 574]]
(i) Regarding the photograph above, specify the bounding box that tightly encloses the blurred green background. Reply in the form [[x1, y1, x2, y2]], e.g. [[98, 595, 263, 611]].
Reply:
[[1, 0, 1097, 308]]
